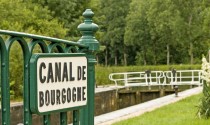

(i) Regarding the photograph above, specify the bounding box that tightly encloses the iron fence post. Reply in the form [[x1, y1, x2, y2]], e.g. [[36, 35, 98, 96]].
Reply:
[[0, 38, 10, 125], [78, 9, 99, 125]]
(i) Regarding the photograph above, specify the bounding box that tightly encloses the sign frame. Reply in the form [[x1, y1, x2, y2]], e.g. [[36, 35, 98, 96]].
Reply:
[[30, 53, 88, 115]]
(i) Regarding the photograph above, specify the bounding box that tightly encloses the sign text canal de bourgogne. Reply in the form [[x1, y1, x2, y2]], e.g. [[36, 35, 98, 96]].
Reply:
[[32, 55, 88, 113]]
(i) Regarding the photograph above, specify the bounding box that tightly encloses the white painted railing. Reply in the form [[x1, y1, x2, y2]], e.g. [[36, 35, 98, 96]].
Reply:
[[109, 70, 203, 87], [109, 71, 165, 87], [164, 70, 203, 86]]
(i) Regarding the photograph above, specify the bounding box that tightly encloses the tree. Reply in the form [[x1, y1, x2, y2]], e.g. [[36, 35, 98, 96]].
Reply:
[[0, 0, 67, 37], [31, 0, 87, 40], [0, 0, 67, 97], [146, 0, 185, 65], [125, 0, 152, 65], [172, 0, 210, 64], [99, 0, 131, 66], [125, 0, 210, 65]]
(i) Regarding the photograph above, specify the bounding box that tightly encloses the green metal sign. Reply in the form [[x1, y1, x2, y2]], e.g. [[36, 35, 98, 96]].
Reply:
[[30, 53, 88, 114]]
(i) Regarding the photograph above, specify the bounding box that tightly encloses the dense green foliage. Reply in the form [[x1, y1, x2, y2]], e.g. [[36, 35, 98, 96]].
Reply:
[[0, 0, 68, 97], [98, 0, 131, 66], [198, 82, 210, 119], [198, 57, 210, 119], [113, 94, 209, 125], [96, 65, 201, 85], [2, 0, 210, 66], [0, 0, 67, 37], [95, 0, 210, 65], [31, 0, 87, 40], [0, 0, 209, 97]]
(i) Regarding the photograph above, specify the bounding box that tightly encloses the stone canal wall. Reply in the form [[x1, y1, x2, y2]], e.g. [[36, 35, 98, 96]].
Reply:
[[0, 85, 197, 125]]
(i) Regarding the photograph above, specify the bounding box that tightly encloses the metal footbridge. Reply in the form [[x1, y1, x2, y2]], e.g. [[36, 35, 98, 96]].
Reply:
[[109, 70, 203, 87]]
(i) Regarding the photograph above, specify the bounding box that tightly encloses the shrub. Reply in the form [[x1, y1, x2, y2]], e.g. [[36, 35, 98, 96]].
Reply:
[[198, 57, 210, 118]]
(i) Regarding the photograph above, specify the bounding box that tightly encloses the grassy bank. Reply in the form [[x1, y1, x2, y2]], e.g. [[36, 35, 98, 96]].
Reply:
[[113, 94, 210, 125], [95, 65, 201, 85]]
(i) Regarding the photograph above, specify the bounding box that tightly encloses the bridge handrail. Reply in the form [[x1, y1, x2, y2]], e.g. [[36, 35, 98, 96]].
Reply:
[[109, 71, 165, 86], [164, 70, 203, 85], [109, 70, 203, 87]]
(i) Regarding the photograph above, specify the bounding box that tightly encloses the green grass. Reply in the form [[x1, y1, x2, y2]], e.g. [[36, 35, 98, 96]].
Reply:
[[113, 94, 210, 125]]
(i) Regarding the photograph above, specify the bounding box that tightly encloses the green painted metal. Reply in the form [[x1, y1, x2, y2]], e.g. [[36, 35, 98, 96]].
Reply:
[[6, 36, 32, 125], [78, 9, 99, 52], [60, 112, 67, 125], [28, 39, 50, 125], [0, 30, 87, 48], [78, 9, 99, 125], [73, 110, 79, 125], [43, 115, 51, 125], [0, 36, 9, 125], [0, 9, 98, 125]]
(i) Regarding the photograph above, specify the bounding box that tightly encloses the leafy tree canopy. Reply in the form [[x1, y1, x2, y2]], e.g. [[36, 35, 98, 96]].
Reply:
[[0, 0, 67, 38]]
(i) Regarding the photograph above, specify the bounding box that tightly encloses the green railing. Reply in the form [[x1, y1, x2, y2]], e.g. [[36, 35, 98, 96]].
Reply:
[[0, 9, 99, 125]]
